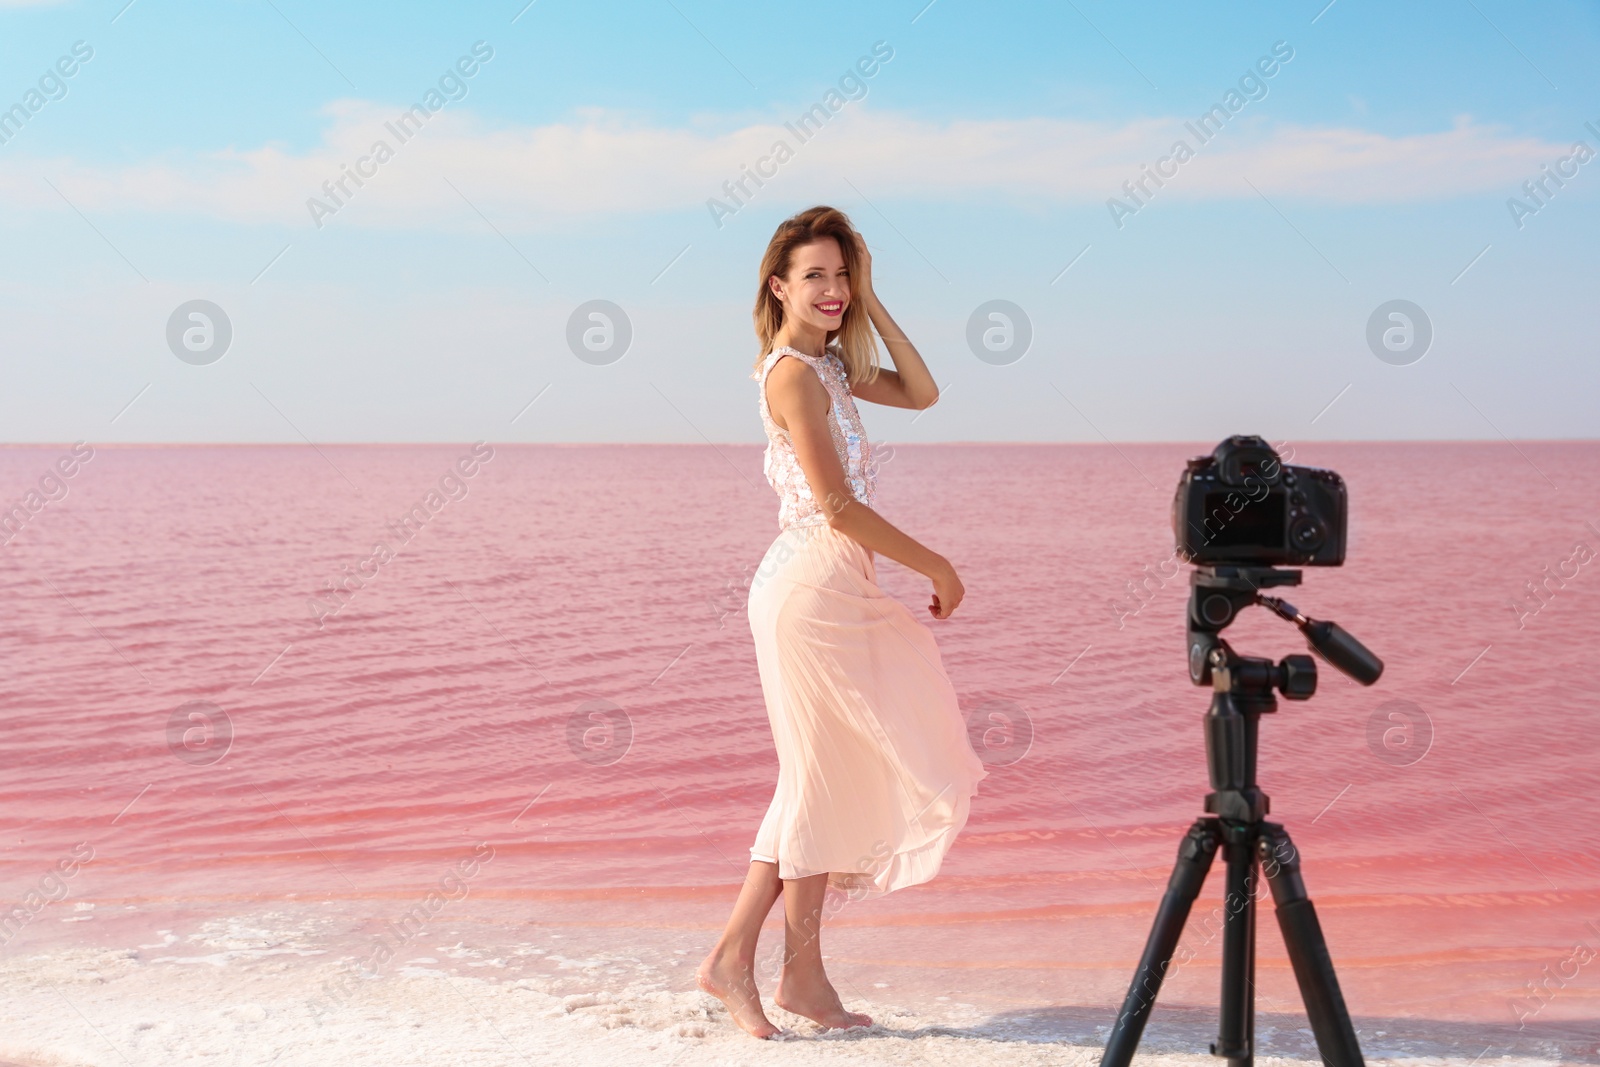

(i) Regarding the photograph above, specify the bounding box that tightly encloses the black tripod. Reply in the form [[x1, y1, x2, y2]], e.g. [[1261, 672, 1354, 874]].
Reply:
[[1100, 565, 1384, 1067]]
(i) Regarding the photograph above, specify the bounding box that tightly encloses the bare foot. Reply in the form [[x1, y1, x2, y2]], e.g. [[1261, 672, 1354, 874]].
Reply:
[[696, 951, 781, 1039], [774, 967, 873, 1030]]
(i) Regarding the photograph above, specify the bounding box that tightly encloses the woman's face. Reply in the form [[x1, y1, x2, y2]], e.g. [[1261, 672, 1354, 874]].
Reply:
[[771, 237, 849, 333]]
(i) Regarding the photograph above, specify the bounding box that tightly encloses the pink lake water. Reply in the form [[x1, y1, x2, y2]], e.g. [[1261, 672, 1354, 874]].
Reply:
[[1, 442, 1597, 1064]]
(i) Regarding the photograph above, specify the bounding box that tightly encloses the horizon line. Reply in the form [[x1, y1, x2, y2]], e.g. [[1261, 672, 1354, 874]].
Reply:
[[3, 438, 1597, 448]]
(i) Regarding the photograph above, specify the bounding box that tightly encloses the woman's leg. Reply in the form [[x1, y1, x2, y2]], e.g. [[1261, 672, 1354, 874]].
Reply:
[[772, 873, 872, 1029], [696, 860, 783, 1038]]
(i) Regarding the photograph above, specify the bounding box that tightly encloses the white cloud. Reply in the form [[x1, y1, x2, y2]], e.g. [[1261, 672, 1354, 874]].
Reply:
[[0, 102, 1566, 232]]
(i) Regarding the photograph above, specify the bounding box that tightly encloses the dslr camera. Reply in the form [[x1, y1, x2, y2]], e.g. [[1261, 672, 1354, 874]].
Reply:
[[1171, 435, 1346, 566]]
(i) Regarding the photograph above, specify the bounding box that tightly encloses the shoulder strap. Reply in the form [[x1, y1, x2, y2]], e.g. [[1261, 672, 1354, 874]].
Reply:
[[753, 347, 782, 382], [760, 346, 827, 379]]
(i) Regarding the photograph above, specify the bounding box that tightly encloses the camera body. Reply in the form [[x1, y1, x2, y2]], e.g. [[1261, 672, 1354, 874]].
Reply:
[[1172, 435, 1346, 567]]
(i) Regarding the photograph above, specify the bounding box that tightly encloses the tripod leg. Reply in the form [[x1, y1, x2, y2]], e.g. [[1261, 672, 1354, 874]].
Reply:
[[1244, 850, 1257, 1064], [1247, 879, 1257, 1062], [1100, 819, 1219, 1067], [1259, 823, 1365, 1067], [1213, 825, 1257, 1067]]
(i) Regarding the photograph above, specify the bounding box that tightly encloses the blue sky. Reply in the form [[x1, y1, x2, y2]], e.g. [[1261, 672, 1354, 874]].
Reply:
[[1, 0, 1596, 443]]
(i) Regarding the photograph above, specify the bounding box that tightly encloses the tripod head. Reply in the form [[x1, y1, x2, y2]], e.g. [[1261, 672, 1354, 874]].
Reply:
[[1186, 565, 1383, 689], [1186, 565, 1384, 824]]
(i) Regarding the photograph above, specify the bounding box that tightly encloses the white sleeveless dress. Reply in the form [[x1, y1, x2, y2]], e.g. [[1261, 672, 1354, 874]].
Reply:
[[746, 344, 987, 899]]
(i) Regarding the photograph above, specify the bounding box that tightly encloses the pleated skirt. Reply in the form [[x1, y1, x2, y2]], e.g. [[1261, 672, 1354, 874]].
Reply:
[[746, 521, 987, 900]]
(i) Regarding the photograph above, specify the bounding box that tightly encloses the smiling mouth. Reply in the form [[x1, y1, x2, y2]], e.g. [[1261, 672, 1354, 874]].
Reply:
[[815, 301, 843, 316]]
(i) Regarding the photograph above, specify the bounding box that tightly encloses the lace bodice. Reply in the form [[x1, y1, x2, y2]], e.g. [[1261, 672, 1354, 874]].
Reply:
[[753, 345, 877, 530]]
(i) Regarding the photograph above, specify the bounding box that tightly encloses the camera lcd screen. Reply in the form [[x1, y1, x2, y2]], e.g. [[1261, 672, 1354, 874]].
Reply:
[[1202, 490, 1286, 549]]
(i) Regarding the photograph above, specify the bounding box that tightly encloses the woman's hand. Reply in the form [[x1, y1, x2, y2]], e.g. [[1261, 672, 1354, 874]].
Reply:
[[849, 230, 874, 304], [929, 560, 964, 620]]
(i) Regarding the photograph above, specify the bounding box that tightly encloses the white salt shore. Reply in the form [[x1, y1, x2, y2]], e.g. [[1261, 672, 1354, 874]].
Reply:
[[0, 905, 1587, 1067]]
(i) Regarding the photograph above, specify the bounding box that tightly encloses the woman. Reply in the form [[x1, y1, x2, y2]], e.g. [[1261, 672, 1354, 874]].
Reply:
[[696, 206, 987, 1038]]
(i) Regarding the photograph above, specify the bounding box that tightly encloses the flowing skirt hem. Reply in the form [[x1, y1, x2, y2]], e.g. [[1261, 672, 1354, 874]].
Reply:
[[745, 522, 987, 904]]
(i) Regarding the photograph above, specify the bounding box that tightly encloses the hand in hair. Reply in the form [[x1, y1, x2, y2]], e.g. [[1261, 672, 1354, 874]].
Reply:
[[848, 230, 874, 302]]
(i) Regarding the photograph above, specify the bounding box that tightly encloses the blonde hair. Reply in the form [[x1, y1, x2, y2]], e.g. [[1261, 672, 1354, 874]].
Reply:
[[750, 205, 881, 384]]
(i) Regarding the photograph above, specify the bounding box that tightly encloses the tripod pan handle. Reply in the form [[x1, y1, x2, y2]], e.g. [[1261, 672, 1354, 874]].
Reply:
[[1302, 620, 1383, 685]]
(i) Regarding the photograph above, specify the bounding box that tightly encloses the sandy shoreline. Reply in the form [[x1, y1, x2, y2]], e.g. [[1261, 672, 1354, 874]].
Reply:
[[4, 946, 1590, 1067], [1, 900, 1593, 1067]]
